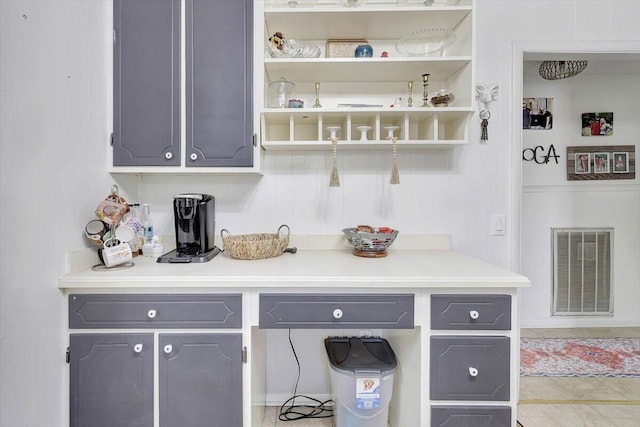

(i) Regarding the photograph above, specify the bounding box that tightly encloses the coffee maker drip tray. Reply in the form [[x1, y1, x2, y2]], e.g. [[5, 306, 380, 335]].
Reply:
[[157, 246, 222, 263]]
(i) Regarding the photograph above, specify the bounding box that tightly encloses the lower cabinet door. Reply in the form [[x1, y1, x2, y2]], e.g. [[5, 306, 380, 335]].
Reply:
[[69, 333, 154, 427], [431, 336, 510, 401], [159, 333, 243, 427], [431, 405, 512, 427]]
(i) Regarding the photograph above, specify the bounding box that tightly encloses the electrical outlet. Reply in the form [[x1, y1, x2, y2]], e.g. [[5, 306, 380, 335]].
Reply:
[[491, 214, 506, 236]]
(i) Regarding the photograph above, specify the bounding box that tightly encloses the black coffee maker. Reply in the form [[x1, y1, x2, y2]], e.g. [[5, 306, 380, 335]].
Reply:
[[157, 194, 221, 263]]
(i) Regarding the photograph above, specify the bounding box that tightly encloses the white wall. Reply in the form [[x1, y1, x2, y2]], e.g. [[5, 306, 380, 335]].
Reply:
[[0, 1, 639, 425], [520, 59, 640, 327], [0, 1, 115, 425]]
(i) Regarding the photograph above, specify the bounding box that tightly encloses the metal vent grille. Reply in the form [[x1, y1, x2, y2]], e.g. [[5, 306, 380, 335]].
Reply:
[[552, 228, 613, 316]]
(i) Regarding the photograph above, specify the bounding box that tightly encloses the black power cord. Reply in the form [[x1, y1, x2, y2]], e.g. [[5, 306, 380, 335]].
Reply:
[[278, 329, 334, 421]]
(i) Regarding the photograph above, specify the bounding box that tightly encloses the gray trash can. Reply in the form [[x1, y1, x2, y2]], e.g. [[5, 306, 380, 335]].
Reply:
[[325, 337, 397, 427]]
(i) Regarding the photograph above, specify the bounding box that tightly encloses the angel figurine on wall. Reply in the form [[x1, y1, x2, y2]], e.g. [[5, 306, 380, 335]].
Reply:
[[475, 84, 499, 143]]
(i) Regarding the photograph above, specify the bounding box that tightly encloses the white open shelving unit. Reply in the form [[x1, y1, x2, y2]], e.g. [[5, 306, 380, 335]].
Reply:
[[260, 0, 475, 151]]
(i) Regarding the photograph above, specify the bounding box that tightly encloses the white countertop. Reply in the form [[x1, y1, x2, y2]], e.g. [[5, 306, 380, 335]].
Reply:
[[58, 236, 530, 290]]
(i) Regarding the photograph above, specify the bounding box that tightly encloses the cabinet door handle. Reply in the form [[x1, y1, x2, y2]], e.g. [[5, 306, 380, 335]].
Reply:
[[332, 308, 343, 319], [163, 344, 173, 354], [147, 309, 157, 319], [190, 153, 198, 161], [133, 344, 143, 354], [164, 152, 173, 160], [469, 310, 480, 320], [468, 367, 479, 377]]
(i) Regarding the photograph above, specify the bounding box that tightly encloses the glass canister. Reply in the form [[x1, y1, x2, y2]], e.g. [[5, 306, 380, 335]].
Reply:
[[268, 77, 295, 108]]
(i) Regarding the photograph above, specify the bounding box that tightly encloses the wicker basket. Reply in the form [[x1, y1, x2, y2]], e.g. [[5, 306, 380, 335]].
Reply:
[[221, 225, 290, 260]]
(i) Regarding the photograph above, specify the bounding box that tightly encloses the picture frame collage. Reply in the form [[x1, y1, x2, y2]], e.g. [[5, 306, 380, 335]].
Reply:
[[566, 145, 635, 181]]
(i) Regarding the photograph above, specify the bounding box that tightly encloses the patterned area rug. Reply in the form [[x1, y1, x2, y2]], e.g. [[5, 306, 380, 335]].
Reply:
[[520, 338, 640, 377]]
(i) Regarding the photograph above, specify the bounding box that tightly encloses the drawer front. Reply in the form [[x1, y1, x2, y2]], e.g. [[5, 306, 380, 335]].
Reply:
[[430, 336, 510, 401], [431, 406, 511, 427], [431, 294, 511, 330], [259, 293, 414, 329], [69, 294, 242, 329]]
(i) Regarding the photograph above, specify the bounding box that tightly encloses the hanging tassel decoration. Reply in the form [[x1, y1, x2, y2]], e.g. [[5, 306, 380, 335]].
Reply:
[[479, 109, 491, 143], [390, 136, 400, 184], [329, 137, 340, 187]]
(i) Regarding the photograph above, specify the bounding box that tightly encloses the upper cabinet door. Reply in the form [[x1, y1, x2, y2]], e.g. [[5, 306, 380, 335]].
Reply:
[[186, 0, 254, 167], [113, 0, 181, 166]]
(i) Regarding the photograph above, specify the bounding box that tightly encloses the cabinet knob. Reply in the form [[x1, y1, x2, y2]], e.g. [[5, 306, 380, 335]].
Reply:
[[147, 309, 157, 319], [133, 344, 143, 354], [190, 153, 198, 161], [468, 367, 479, 377], [332, 308, 343, 319], [469, 310, 479, 320], [163, 344, 173, 354], [164, 152, 173, 160]]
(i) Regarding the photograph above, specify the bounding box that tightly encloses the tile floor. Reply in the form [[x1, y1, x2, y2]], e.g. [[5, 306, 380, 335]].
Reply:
[[262, 327, 640, 427]]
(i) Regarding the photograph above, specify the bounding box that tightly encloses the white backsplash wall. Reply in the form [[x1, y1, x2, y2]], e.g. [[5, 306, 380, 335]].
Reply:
[[130, 146, 491, 255]]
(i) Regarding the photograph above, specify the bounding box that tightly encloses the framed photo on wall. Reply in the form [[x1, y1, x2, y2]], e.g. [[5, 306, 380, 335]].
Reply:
[[594, 153, 610, 173], [581, 112, 614, 136], [523, 97, 553, 130], [613, 152, 629, 173], [567, 145, 635, 181], [574, 153, 591, 174]]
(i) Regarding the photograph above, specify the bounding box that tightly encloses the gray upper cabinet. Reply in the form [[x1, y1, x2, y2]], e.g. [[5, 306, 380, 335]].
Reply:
[[113, 0, 181, 166], [69, 333, 154, 427], [186, 0, 254, 167]]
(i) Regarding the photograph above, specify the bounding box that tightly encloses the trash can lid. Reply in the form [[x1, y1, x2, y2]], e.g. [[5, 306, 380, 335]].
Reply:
[[325, 337, 397, 375]]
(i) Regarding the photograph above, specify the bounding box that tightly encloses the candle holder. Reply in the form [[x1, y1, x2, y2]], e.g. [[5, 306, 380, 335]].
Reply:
[[356, 125, 372, 141], [421, 73, 430, 107], [313, 82, 322, 108], [407, 81, 413, 107]]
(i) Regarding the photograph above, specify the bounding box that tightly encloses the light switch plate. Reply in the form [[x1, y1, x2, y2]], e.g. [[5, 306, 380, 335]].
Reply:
[[491, 214, 506, 236]]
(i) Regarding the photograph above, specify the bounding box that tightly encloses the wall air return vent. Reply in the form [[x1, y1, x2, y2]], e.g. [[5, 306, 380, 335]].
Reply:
[[552, 228, 613, 316]]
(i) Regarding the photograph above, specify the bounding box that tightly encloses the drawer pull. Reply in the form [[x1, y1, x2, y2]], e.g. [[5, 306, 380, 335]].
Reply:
[[332, 308, 343, 320], [469, 367, 479, 377], [469, 310, 479, 320], [163, 344, 173, 354], [133, 344, 143, 354], [147, 309, 157, 319]]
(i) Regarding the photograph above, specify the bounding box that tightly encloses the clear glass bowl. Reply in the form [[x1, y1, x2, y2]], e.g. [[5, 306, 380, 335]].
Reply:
[[395, 28, 456, 57], [266, 38, 321, 58], [336, 0, 367, 7]]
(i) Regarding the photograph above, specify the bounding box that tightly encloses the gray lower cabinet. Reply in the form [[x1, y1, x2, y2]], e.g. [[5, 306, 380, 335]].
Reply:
[[259, 293, 414, 329], [431, 405, 512, 427], [430, 336, 510, 401], [431, 294, 511, 330], [186, 0, 254, 167], [69, 333, 154, 427], [69, 294, 243, 427], [159, 334, 243, 427], [113, 0, 181, 166]]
